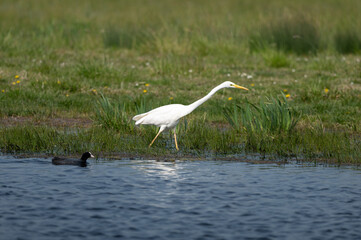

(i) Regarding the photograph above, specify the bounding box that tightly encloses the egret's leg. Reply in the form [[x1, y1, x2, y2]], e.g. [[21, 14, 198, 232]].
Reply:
[[174, 131, 179, 151], [149, 132, 161, 148], [149, 127, 164, 148]]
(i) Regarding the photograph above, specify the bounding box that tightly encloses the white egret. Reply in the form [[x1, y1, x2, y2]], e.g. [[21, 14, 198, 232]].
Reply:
[[132, 81, 248, 150]]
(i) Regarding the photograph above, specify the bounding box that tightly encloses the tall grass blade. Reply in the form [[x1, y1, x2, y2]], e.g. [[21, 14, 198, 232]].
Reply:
[[94, 94, 133, 132], [224, 94, 300, 135]]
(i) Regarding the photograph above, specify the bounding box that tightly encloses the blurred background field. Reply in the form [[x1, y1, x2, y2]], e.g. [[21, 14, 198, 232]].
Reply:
[[0, 0, 360, 162]]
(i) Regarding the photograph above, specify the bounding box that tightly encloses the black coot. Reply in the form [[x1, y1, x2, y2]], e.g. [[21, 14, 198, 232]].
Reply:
[[52, 152, 94, 167]]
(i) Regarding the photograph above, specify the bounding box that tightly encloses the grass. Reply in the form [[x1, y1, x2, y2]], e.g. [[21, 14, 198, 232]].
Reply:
[[334, 29, 361, 54], [0, 0, 361, 164], [93, 94, 133, 132], [223, 94, 299, 134], [249, 15, 320, 54], [1, 121, 360, 164], [263, 51, 291, 68]]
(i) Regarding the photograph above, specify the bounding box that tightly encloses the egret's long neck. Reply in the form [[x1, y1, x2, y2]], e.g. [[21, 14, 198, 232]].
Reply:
[[184, 84, 224, 116]]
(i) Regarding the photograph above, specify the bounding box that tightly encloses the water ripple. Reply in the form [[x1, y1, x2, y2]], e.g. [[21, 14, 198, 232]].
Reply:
[[1, 157, 361, 239]]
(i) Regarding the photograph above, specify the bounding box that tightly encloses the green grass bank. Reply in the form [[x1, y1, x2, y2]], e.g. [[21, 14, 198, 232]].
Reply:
[[0, 0, 360, 163]]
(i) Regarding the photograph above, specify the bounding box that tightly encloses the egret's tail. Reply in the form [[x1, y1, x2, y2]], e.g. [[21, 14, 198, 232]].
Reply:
[[132, 113, 149, 125]]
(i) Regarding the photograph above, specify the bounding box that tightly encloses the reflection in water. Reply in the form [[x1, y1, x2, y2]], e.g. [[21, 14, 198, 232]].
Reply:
[[134, 161, 179, 179], [1, 156, 361, 240]]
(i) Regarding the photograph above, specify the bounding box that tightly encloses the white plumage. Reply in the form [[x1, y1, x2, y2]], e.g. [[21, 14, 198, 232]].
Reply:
[[132, 81, 248, 150]]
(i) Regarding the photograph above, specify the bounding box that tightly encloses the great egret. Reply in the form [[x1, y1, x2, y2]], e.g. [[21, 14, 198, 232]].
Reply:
[[132, 81, 249, 150]]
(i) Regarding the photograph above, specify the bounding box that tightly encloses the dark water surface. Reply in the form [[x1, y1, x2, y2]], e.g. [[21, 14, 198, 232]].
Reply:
[[1, 156, 361, 240]]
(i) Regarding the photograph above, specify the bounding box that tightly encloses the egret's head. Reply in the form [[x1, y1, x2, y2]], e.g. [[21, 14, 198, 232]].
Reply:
[[223, 81, 249, 91]]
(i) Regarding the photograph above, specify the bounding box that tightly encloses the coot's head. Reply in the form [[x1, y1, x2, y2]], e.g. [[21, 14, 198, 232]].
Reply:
[[81, 152, 95, 161]]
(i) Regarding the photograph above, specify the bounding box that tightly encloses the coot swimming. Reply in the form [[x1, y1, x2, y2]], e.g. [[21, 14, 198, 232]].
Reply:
[[52, 152, 94, 167]]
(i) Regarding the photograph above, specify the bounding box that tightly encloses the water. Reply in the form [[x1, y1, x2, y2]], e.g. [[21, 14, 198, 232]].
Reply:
[[1, 156, 361, 240]]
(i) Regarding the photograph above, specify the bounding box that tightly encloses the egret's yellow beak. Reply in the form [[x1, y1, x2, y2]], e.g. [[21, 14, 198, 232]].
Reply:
[[233, 84, 249, 91]]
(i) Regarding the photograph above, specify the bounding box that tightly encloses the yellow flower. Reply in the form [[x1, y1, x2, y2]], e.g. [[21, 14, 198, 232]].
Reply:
[[57, 80, 61, 84], [145, 83, 150, 87], [16, 80, 20, 84], [12, 82, 16, 85], [92, 89, 97, 92], [250, 83, 255, 87], [143, 89, 147, 93], [285, 94, 291, 98], [104, 86, 108, 88], [228, 97, 233, 101], [324, 88, 329, 94], [283, 89, 288, 92], [15, 75, 19, 79], [1, 90, 4, 93], [169, 97, 174, 100], [66, 94, 69, 97]]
